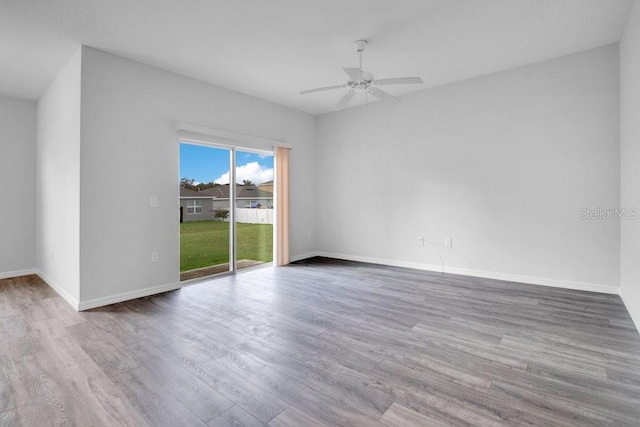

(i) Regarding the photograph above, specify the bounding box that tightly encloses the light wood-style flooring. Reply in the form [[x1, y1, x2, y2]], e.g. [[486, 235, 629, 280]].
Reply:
[[2, 257, 640, 426]]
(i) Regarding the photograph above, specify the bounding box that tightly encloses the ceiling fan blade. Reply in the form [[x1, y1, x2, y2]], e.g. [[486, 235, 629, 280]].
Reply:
[[343, 68, 365, 81], [368, 87, 402, 103], [374, 76, 423, 85], [300, 84, 347, 95], [333, 91, 356, 111]]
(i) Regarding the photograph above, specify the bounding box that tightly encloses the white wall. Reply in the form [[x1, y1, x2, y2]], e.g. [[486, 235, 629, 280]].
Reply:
[[620, 0, 640, 329], [36, 47, 82, 305], [78, 47, 316, 305], [317, 45, 620, 292], [0, 96, 36, 278]]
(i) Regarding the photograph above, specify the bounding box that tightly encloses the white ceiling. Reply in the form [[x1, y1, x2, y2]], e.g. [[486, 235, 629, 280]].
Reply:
[[0, 0, 633, 115]]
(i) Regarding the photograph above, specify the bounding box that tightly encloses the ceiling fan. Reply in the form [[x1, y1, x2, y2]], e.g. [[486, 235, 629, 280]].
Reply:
[[300, 40, 423, 111]]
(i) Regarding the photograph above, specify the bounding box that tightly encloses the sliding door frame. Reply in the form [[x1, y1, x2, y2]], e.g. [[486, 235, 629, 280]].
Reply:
[[179, 138, 276, 282], [228, 148, 237, 273], [176, 123, 291, 279]]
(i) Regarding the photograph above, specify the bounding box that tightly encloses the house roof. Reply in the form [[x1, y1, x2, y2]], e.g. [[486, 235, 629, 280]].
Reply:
[[238, 185, 272, 199], [179, 188, 203, 198], [180, 184, 272, 199]]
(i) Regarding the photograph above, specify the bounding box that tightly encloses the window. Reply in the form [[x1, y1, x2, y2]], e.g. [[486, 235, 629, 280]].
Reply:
[[187, 200, 202, 214]]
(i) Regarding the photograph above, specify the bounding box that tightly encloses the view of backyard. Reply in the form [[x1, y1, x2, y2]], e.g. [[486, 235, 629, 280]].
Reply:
[[180, 220, 273, 272], [180, 143, 274, 279]]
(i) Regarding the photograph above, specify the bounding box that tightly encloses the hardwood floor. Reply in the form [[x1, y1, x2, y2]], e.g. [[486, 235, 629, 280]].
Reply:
[[2, 257, 640, 426]]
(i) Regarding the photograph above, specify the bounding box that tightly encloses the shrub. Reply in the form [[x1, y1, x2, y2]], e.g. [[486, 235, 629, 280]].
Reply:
[[214, 208, 229, 220]]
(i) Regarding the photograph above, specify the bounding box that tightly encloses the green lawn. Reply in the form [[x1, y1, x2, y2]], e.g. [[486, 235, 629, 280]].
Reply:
[[180, 220, 273, 271]]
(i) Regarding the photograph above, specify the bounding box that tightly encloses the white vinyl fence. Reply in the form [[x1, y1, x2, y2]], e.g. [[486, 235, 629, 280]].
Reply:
[[234, 208, 274, 224]]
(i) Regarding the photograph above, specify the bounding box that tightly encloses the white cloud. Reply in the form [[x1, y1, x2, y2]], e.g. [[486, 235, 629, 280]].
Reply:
[[214, 161, 273, 185]]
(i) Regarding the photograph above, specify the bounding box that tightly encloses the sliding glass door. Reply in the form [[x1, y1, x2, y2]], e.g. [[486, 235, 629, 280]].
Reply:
[[235, 149, 274, 271], [179, 142, 273, 281], [179, 144, 232, 280]]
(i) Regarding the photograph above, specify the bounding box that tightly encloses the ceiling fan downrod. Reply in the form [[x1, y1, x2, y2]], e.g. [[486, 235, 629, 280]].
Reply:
[[353, 39, 368, 72]]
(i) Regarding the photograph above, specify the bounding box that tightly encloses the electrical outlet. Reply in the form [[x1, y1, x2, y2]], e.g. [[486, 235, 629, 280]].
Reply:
[[150, 197, 158, 207], [445, 237, 453, 247], [151, 252, 159, 263]]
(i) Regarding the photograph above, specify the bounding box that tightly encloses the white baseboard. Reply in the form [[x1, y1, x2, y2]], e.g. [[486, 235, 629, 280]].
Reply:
[[620, 289, 640, 334], [315, 252, 444, 274], [77, 281, 182, 311], [315, 251, 619, 295], [290, 252, 320, 263], [0, 268, 38, 280], [35, 269, 80, 310], [24, 252, 626, 320], [447, 266, 618, 294], [35, 269, 181, 312]]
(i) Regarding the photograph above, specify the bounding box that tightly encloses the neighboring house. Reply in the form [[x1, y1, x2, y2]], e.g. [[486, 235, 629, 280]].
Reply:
[[180, 184, 273, 222], [237, 185, 273, 209], [258, 180, 273, 193], [179, 187, 214, 222]]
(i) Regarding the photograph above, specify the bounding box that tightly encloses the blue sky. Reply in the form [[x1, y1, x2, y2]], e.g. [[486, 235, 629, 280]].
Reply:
[[180, 144, 274, 184]]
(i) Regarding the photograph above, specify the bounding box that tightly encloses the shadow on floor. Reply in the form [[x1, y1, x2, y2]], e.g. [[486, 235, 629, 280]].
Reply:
[[180, 259, 265, 281]]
